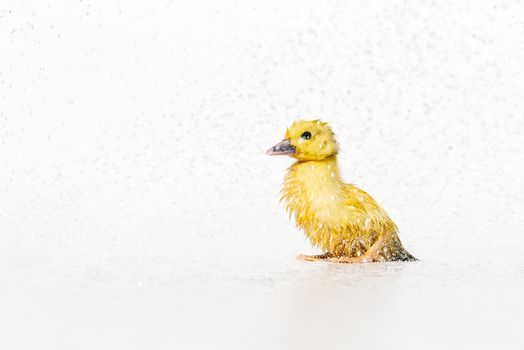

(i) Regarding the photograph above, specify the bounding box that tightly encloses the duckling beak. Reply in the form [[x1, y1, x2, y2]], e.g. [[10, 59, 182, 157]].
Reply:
[[266, 139, 296, 156]]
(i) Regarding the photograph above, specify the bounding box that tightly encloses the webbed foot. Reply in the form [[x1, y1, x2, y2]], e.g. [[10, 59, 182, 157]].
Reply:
[[327, 256, 366, 264], [327, 252, 387, 264], [297, 253, 332, 262]]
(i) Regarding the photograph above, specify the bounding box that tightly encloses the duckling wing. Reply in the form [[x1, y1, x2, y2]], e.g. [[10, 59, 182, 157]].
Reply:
[[341, 184, 416, 261], [341, 183, 396, 235]]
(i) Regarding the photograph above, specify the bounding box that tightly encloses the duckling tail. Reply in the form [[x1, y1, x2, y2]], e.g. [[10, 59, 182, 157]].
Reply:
[[390, 248, 417, 261]]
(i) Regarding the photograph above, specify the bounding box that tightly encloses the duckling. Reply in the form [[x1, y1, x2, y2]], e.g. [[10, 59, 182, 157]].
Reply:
[[266, 120, 416, 263]]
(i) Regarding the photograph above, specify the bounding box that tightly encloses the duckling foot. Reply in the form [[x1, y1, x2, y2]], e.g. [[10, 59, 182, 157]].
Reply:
[[327, 256, 365, 264], [297, 253, 332, 262]]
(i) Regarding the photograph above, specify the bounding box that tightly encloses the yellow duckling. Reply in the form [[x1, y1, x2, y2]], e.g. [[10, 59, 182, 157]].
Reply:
[[266, 120, 415, 263]]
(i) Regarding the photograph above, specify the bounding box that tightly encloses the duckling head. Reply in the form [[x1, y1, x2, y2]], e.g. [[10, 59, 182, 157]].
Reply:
[[266, 120, 338, 161]]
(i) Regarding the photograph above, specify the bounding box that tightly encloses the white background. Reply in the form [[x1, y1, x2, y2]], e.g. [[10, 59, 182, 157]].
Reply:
[[1, 1, 524, 349]]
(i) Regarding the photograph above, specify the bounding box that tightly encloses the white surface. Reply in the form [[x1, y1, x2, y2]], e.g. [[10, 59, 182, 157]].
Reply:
[[1, 1, 524, 349]]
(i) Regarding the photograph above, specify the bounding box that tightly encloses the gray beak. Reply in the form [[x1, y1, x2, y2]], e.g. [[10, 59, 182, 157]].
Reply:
[[266, 139, 296, 156]]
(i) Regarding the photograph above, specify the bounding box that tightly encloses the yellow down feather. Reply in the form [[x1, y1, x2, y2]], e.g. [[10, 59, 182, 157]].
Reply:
[[276, 120, 414, 261]]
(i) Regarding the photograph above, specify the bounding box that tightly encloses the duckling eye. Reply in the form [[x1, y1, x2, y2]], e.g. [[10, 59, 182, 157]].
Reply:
[[301, 131, 312, 140]]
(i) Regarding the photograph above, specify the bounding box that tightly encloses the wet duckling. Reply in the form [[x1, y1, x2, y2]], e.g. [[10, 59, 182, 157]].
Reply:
[[266, 120, 415, 263]]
